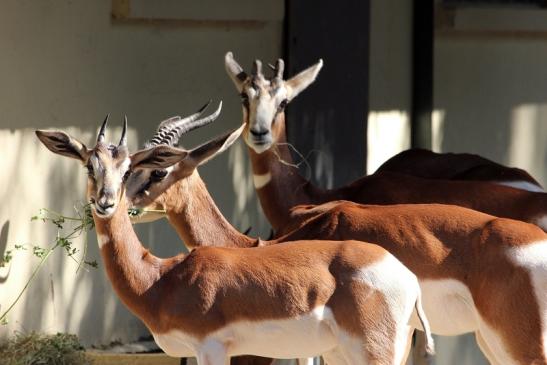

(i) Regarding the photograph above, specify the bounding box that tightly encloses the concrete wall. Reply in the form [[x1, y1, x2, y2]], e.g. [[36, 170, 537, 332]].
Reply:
[[367, 0, 412, 174], [435, 25, 547, 187], [0, 0, 283, 346]]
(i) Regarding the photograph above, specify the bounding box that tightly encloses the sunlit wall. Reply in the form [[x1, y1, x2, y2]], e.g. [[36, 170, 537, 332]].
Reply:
[[0, 0, 282, 346]]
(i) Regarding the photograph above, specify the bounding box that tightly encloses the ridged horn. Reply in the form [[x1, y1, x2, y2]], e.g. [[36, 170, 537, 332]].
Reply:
[[97, 114, 109, 143], [148, 101, 222, 146], [119, 115, 128, 146], [252, 60, 263, 77], [275, 59, 285, 80]]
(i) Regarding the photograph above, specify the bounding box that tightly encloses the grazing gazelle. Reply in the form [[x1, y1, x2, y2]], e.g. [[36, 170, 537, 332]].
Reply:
[[375, 148, 544, 193], [35, 119, 434, 365], [223, 52, 547, 234], [225, 52, 547, 364]]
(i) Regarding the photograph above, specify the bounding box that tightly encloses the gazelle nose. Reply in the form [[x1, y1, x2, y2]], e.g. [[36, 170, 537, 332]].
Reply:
[[250, 129, 269, 138], [97, 201, 114, 212]]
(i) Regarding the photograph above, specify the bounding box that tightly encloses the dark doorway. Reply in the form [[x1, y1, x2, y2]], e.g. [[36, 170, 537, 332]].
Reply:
[[285, 1, 370, 188]]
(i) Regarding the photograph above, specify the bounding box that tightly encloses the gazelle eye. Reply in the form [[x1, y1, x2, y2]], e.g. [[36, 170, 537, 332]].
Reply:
[[86, 165, 94, 178], [151, 169, 168, 181], [123, 170, 131, 182], [240, 93, 249, 107], [279, 99, 288, 110]]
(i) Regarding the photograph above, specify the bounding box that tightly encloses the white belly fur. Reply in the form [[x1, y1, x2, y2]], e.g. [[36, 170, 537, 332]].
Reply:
[[153, 306, 338, 359], [414, 279, 478, 336]]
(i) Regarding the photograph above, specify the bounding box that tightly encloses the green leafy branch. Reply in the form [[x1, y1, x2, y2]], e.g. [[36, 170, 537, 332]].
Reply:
[[0, 203, 97, 325]]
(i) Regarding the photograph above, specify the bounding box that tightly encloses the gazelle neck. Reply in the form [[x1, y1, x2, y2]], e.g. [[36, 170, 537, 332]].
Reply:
[[247, 113, 328, 232], [93, 197, 164, 320], [161, 170, 257, 248]]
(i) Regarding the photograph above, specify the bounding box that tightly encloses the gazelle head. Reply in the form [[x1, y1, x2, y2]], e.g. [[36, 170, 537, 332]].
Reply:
[[225, 52, 323, 154], [125, 102, 244, 219], [36, 117, 186, 218]]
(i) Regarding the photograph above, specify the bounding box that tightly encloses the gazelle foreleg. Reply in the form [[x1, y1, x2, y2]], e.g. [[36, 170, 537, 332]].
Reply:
[[196, 340, 230, 365]]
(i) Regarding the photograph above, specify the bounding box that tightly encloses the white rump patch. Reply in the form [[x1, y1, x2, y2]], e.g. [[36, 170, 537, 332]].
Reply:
[[253, 172, 272, 189], [97, 233, 109, 249], [496, 180, 545, 193], [507, 240, 547, 360], [353, 254, 421, 365], [416, 279, 477, 336]]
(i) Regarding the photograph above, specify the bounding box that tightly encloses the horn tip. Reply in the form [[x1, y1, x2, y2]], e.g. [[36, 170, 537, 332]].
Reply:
[[198, 100, 212, 113]]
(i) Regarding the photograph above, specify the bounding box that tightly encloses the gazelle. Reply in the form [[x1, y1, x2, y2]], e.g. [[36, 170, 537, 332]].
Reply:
[[225, 52, 547, 364], [223, 52, 547, 234], [375, 148, 544, 193], [35, 119, 434, 365]]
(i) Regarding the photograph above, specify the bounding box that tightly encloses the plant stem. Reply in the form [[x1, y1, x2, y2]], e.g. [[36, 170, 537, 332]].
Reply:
[[0, 244, 56, 324]]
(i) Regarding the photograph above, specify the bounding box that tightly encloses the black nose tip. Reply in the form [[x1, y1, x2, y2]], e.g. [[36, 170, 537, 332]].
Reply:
[[250, 129, 269, 138], [98, 202, 114, 211]]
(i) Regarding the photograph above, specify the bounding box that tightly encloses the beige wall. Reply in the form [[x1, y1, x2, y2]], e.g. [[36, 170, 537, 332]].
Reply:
[[367, 0, 412, 174], [435, 36, 547, 187], [0, 0, 282, 346]]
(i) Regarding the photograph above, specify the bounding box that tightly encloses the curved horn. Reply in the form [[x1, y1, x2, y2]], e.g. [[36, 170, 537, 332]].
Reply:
[[148, 101, 222, 146], [119, 115, 128, 146], [252, 60, 263, 77], [275, 59, 285, 80], [97, 114, 109, 143], [147, 101, 210, 147], [178, 101, 222, 139]]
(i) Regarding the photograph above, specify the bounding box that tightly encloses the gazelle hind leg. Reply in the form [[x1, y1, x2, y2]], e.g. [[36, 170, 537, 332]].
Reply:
[[399, 327, 415, 365], [196, 340, 229, 365], [322, 348, 349, 365], [475, 331, 502, 365]]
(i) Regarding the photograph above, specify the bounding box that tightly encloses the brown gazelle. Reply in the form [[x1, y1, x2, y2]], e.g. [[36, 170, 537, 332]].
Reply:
[[225, 52, 547, 364], [375, 148, 544, 193], [225, 52, 547, 234], [36, 118, 434, 365]]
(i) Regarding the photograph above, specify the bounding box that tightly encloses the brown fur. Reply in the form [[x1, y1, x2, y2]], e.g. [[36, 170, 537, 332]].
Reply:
[[38, 128, 428, 364], [128, 113, 547, 363], [278, 201, 546, 364], [227, 65, 547, 362], [376, 148, 543, 188], [96, 197, 396, 341]]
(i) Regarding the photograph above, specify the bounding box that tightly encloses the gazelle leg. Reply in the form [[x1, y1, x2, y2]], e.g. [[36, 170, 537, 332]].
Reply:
[[322, 349, 348, 365], [475, 331, 502, 365], [400, 327, 416, 365], [196, 340, 229, 365]]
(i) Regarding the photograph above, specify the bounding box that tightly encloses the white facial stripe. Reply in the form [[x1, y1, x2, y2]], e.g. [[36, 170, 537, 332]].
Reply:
[[119, 157, 131, 176], [253, 172, 271, 189]]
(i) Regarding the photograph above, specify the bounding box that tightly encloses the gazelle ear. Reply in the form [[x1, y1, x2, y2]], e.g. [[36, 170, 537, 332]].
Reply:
[[131, 145, 188, 169], [187, 124, 245, 168], [285, 59, 323, 102], [225, 52, 248, 92], [35, 130, 91, 163]]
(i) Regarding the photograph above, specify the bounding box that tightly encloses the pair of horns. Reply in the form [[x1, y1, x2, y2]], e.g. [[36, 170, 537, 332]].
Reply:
[[252, 59, 284, 79], [97, 114, 127, 146], [148, 100, 223, 147], [225, 52, 284, 81]]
